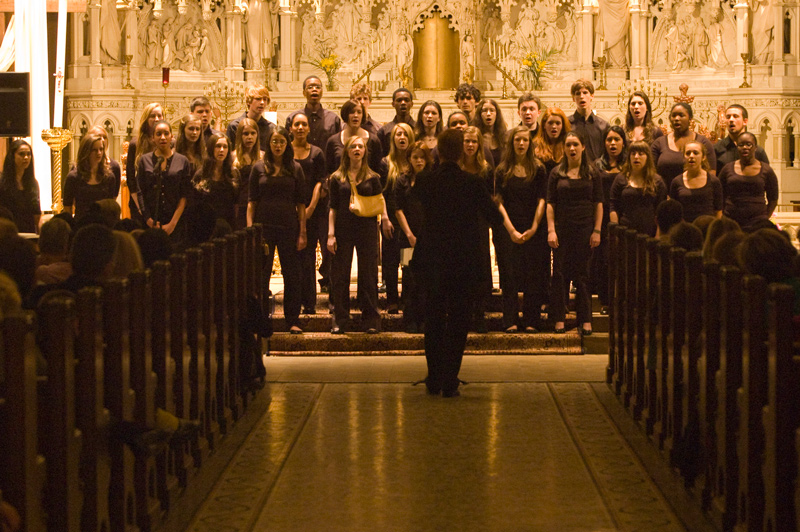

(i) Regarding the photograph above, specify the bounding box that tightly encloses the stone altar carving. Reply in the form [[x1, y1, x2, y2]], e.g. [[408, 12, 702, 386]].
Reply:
[[244, 0, 280, 70], [597, 0, 630, 67], [100, 0, 121, 64], [750, 0, 775, 64]]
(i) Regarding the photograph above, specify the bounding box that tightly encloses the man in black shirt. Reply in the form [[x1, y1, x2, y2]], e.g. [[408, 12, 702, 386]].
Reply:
[[517, 92, 543, 136], [191, 96, 222, 140], [412, 129, 502, 397], [568, 79, 608, 162], [350, 82, 381, 137], [377, 87, 415, 155], [454, 83, 481, 122], [714, 104, 769, 173], [226, 85, 275, 152], [284, 76, 342, 150]]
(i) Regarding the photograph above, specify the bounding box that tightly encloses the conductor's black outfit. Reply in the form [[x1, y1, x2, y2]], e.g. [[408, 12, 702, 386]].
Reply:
[[411, 161, 502, 395]]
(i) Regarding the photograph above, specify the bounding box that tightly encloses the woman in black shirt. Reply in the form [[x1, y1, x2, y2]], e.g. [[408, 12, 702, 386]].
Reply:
[[63, 133, 119, 220], [132, 120, 192, 242], [290, 113, 327, 314], [495, 125, 548, 332], [324, 100, 382, 175], [232, 117, 262, 230], [474, 98, 507, 165], [534, 107, 571, 177], [127, 102, 164, 220], [609, 140, 667, 237], [175, 113, 205, 173], [248, 127, 307, 334], [0, 139, 40, 234], [651, 102, 716, 189], [327, 136, 390, 334], [193, 134, 238, 228], [546, 132, 603, 335], [624, 91, 664, 144], [668, 140, 723, 222]]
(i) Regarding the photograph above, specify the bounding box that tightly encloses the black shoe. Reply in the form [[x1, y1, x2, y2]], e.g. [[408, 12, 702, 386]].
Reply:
[[290, 326, 303, 335], [365, 327, 379, 334], [303, 307, 316, 315], [553, 327, 566, 334], [442, 389, 461, 398], [580, 328, 593, 336], [331, 326, 343, 334]]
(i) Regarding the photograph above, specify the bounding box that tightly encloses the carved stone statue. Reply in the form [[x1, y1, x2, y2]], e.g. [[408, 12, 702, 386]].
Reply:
[[198, 28, 214, 72], [100, 0, 121, 64], [145, 19, 162, 69], [598, 0, 630, 67], [161, 18, 176, 68], [244, 0, 280, 70], [750, 0, 774, 64], [461, 34, 475, 82], [689, 15, 709, 68], [182, 29, 201, 72]]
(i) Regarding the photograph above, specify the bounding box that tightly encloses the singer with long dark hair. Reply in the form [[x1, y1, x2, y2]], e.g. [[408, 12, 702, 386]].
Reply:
[[0, 139, 40, 234]]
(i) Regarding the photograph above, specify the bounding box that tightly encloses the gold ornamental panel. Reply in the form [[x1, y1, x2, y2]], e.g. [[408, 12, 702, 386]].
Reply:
[[413, 13, 460, 91]]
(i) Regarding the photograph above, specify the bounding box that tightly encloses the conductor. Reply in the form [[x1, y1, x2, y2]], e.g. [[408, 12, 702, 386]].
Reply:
[[411, 128, 503, 397]]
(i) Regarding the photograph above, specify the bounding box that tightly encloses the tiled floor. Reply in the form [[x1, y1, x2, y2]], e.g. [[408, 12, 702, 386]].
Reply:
[[188, 356, 689, 532]]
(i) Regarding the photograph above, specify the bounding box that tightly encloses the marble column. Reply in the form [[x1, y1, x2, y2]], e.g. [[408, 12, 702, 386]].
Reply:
[[225, 5, 245, 81], [279, 2, 298, 83], [578, 0, 595, 78], [629, 0, 645, 79], [734, 0, 749, 80], [123, 4, 139, 64]]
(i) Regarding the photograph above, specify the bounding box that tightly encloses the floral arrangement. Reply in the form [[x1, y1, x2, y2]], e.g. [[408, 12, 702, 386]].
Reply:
[[303, 48, 343, 91], [521, 48, 558, 91]]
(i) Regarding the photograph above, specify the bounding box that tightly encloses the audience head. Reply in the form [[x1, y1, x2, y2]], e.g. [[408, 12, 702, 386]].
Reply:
[[0, 270, 21, 321], [438, 128, 464, 163], [668, 221, 704, 251], [656, 199, 684, 237], [712, 231, 747, 267], [109, 230, 144, 279], [70, 224, 117, 280], [517, 92, 543, 129], [38, 217, 72, 258], [135, 228, 173, 268], [0, 219, 17, 240], [746, 218, 778, 232], [702, 216, 741, 260], [182, 202, 218, 249], [0, 235, 36, 296], [692, 214, 717, 239], [738, 228, 798, 283], [114, 218, 141, 233], [95, 199, 121, 227]]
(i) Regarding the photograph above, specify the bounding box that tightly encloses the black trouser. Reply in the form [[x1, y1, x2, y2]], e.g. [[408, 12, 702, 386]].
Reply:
[[264, 229, 301, 328], [381, 229, 401, 307], [500, 227, 549, 329], [400, 264, 425, 328], [423, 268, 473, 394], [316, 212, 331, 288], [590, 219, 609, 306], [550, 223, 593, 325], [300, 212, 324, 310], [332, 221, 380, 330]]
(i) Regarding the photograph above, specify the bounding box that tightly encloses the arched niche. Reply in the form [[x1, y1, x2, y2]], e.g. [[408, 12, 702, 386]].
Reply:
[[412, 7, 461, 90]]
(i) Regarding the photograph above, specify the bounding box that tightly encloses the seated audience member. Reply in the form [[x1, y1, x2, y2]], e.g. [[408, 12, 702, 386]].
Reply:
[[655, 198, 683, 239], [668, 221, 704, 252], [0, 235, 37, 300], [0, 270, 21, 319], [135, 228, 173, 268], [35, 217, 73, 285], [96, 198, 122, 227], [109, 231, 144, 279], [51, 211, 74, 229], [0, 205, 13, 222], [0, 219, 17, 240], [711, 231, 747, 266], [738, 228, 800, 315], [692, 214, 716, 239], [114, 218, 142, 232], [702, 216, 741, 261]]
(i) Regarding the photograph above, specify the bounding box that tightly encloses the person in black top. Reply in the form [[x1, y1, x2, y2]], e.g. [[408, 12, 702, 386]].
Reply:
[[350, 82, 381, 137], [290, 113, 327, 314], [534, 107, 571, 177], [175, 113, 205, 172], [592, 126, 627, 310], [411, 128, 502, 397], [324, 100, 383, 175], [232, 118, 262, 230], [377, 88, 415, 155], [327, 136, 390, 334], [190, 96, 222, 141], [495, 125, 549, 332], [568, 79, 609, 163], [415, 100, 443, 151], [546, 131, 603, 335], [127, 102, 163, 221], [0, 140, 40, 234], [624, 91, 664, 144], [668, 140, 723, 222], [192, 134, 238, 228], [248, 127, 307, 334], [86, 125, 122, 196], [284, 76, 342, 150], [454, 83, 481, 123], [651, 102, 717, 189], [714, 104, 770, 174], [609, 140, 668, 237], [394, 141, 431, 333], [717, 132, 778, 230], [474, 98, 507, 165], [517, 92, 543, 135], [63, 134, 119, 220], [132, 120, 193, 242], [226, 85, 275, 153]]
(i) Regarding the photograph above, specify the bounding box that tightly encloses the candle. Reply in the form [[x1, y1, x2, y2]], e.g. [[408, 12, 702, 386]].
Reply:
[[162, 67, 170, 85], [53, 0, 67, 128]]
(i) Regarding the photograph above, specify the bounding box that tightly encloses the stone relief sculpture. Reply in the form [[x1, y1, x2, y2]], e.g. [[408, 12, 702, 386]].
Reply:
[[750, 0, 775, 64], [162, 19, 177, 68], [145, 19, 163, 68], [461, 33, 475, 82], [100, 0, 121, 64], [244, 0, 280, 69], [597, 0, 630, 67]]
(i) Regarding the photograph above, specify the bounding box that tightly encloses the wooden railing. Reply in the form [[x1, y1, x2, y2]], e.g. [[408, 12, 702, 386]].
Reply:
[[607, 223, 800, 532], [0, 226, 265, 532]]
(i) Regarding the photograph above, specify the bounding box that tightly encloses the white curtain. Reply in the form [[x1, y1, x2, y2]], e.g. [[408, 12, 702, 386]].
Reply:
[[15, 0, 51, 211], [0, 16, 15, 72]]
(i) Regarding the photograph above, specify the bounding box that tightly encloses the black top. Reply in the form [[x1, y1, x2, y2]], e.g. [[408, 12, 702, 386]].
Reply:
[[609, 174, 668, 237], [324, 132, 383, 176], [248, 160, 305, 233], [651, 133, 717, 189], [226, 113, 276, 153], [714, 135, 770, 174], [377, 116, 416, 156], [411, 161, 502, 281], [496, 164, 547, 230], [568, 111, 609, 163], [669, 174, 723, 222], [234, 162, 254, 230], [285, 105, 342, 150], [546, 168, 603, 228], [63, 168, 120, 219], [718, 161, 779, 229], [0, 177, 40, 233], [133, 152, 193, 225], [294, 145, 327, 216], [362, 115, 382, 138], [595, 166, 621, 227], [329, 172, 383, 235], [394, 173, 424, 248], [193, 172, 238, 228]]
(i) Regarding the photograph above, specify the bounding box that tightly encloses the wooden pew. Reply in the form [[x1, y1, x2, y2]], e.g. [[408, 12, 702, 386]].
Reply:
[[613, 225, 627, 396], [679, 252, 703, 485], [623, 229, 638, 409], [762, 284, 799, 532], [193, 245, 216, 453], [211, 239, 232, 433], [0, 312, 47, 532], [74, 288, 111, 532], [712, 267, 743, 531], [653, 240, 673, 449], [225, 233, 242, 420], [606, 223, 619, 387], [644, 237, 660, 436], [699, 261, 722, 510], [665, 247, 686, 467], [180, 249, 203, 476], [631, 234, 649, 422]]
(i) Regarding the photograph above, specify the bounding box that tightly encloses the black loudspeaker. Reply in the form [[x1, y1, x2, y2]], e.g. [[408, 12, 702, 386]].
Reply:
[[0, 72, 30, 137]]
